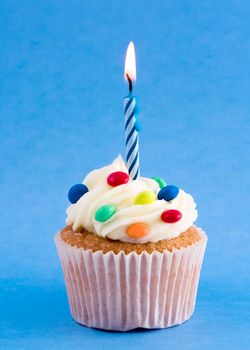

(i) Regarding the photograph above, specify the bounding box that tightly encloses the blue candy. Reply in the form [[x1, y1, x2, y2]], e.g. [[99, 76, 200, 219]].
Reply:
[[157, 185, 179, 202], [68, 184, 88, 203]]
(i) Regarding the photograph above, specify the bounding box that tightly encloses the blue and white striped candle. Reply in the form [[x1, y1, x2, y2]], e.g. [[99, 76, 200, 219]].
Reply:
[[124, 94, 140, 179], [124, 42, 140, 179]]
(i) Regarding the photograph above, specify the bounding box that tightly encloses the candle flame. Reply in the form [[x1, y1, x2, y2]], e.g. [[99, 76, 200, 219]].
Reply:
[[124, 41, 136, 81]]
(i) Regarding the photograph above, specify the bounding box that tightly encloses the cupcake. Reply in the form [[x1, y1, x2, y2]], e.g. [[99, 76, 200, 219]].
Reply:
[[55, 155, 207, 331]]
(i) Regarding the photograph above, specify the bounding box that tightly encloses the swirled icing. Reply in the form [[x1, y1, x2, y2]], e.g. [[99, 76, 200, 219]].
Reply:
[[66, 155, 198, 243]]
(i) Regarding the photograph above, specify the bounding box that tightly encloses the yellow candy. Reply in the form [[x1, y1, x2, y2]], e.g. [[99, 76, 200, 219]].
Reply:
[[134, 190, 156, 205]]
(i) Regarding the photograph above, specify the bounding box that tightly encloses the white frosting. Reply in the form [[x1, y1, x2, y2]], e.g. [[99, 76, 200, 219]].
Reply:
[[66, 156, 198, 243]]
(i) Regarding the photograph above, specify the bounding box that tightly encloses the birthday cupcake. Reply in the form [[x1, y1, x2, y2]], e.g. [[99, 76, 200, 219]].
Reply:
[[55, 155, 207, 331]]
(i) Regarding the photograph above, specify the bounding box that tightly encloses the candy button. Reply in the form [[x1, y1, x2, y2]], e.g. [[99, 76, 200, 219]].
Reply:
[[126, 223, 149, 238], [152, 177, 166, 189], [107, 171, 129, 187], [161, 210, 182, 223], [95, 205, 116, 222], [134, 190, 156, 205], [158, 185, 179, 202], [68, 184, 88, 204]]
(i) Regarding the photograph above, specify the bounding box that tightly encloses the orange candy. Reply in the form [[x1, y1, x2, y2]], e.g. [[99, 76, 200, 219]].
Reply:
[[126, 223, 149, 238]]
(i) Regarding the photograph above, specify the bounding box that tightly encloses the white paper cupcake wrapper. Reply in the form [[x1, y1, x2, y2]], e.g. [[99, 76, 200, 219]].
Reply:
[[55, 228, 207, 331]]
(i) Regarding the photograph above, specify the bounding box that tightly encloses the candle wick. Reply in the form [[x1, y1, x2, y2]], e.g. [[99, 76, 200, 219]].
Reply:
[[126, 73, 133, 94]]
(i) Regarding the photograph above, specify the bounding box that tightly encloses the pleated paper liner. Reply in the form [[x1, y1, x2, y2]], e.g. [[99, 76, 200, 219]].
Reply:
[[55, 228, 207, 331]]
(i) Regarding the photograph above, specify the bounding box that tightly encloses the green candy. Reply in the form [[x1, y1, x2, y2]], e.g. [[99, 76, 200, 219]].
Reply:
[[95, 204, 116, 222], [134, 190, 156, 205], [152, 177, 167, 189]]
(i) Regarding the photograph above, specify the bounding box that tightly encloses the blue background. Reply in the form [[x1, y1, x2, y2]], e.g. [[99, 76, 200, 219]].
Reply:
[[1, 0, 250, 349]]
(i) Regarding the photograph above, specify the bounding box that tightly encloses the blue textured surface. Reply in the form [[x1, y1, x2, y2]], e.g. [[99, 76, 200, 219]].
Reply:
[[1, 0, 250, 349]]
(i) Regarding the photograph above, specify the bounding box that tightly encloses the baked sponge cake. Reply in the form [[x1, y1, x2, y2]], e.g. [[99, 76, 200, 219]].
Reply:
[[55, 156, 207, 331]]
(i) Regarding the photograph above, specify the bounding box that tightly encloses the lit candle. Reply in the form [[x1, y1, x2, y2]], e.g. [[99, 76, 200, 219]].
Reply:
[[124, 42, 140, 180]]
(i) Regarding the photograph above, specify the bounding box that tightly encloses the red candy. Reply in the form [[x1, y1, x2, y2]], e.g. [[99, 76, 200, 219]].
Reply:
[[107, 171, 129, 187], [161, 209, 182, 223]]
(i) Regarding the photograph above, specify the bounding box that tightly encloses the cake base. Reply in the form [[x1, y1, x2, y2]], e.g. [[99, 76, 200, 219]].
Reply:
[[55, 227, 207, 331], [61, 225, 201, 254]]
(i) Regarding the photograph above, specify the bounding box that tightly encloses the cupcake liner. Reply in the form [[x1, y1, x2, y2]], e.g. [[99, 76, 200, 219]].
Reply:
[[55, 229, 207, 331]]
